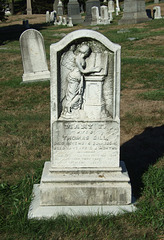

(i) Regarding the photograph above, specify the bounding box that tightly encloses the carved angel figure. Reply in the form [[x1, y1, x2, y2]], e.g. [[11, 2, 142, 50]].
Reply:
[[61, 44, 101, 117]]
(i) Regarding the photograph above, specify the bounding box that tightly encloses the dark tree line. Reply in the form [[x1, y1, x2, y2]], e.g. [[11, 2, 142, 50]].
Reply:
[[0, 0, 7, 21]]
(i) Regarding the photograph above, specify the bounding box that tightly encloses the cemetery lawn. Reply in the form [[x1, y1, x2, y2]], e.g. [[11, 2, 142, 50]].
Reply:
[[0, 7, 164, 240]]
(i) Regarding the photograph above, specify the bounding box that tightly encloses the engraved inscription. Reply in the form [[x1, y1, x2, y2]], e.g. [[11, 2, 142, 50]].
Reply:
[[52, 121, 119, 168]]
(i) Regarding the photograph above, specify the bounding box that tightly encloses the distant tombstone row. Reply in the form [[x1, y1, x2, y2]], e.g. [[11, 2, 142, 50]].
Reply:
[[46, 10, 57, 23], [54, 16, 73, 27], [47, 0, 161, 26], [91, 6, 111, 25], [19, 29, 50, 83]]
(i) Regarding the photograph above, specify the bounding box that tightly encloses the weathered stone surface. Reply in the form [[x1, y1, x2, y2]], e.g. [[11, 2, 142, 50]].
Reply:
[[28, 184, 136, 219], [28, 30, 133, 219], [67, 17, 73, 27], [67, 0, 83, 24], [53, 0, 59, 11], [108, 0, 115, 13], [27, 0, 32, 15], [57, 0, 63, 16], [119, 0, 150, 24], [85, 0, 100, 24], [153, 6, 162, 19], [91, 6, 100, 25], [20, 29, 50, 83], [101, 6, 110, 25], [46, 11, 50, 23]]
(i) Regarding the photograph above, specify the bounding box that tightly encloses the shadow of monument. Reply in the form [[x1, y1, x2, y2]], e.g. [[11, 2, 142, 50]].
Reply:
[[120, 124, 164, 198], [0, 23, 47, 45]]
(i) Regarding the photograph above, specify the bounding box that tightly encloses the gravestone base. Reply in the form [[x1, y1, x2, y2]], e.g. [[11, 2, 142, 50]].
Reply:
[[22, 71, 50, 83], [119, 12, 151, 25], [118, 0, 151, 25], [28, 184, 136, 219], [28, 161, 135, 219]]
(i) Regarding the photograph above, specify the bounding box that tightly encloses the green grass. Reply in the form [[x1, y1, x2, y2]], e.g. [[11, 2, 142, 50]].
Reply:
[[0, 159, 163, 240], [138, 89, 164, 101], [0, 11, 164, 239]]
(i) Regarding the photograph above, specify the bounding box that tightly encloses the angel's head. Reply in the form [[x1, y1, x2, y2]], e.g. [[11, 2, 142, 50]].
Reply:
[[79, 45, 91, 58]]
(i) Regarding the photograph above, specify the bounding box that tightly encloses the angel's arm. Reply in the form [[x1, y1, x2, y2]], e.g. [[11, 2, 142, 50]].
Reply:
[[76, 56, 101, 74]]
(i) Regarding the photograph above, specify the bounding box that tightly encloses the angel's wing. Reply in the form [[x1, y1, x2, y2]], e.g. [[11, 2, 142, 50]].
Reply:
[[60, 49, 76, 105]]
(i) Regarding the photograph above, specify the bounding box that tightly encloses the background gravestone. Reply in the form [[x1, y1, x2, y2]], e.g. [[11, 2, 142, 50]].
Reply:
[[57, 0, 63, 16], [53, 0, 59, 11], [91, 6, 100, 25], [119, 0, 150, 24], [27, 0, 32, 15], [20, 29, 50, 83], [85, 0, 100, 24], [28, 29, 135, 219], [67, 0, 83, 24]]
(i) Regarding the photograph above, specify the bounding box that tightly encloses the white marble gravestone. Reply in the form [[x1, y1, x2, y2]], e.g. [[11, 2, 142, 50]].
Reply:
[[116, 0, 120, 12], [20, 29, 50, 83], [91, 6, 100, 25], [153, 6, 162, 19], [108, 0, 115, 13], [101, 6, 110, 25], [28, 29, 135, 219], [62, 17, 67, 25], [46, 11, 50, 23], [67, 17, 73, 27]]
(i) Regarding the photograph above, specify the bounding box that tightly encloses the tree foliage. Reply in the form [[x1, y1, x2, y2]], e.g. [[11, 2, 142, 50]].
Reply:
[[0, 0, 7, 21], [32, 0, 54, 14]]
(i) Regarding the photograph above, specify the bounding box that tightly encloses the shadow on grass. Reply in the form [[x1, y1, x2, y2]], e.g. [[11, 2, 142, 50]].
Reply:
[[0, 23, 48, 45], [121, 124, 164, 198]]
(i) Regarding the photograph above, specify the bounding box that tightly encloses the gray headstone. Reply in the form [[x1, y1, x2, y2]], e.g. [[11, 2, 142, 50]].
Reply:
[[67, 0, 83, 24], [85, 0, 100, 24], [119, 0, 150, 25], [28, 29, 135, 219], [53, 0, 59, 11], [19, 29, 50, 83]]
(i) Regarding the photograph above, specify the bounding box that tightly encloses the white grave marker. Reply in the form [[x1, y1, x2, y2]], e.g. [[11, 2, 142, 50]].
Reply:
[[101, 6, 110, 25], [20, 29, 50, 83], [91, 6, 100, 25], [153, 6, 162, 19], [67, 17, 73, 27], [28, 29, 135, 219], [46, 11, 50, 23]]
